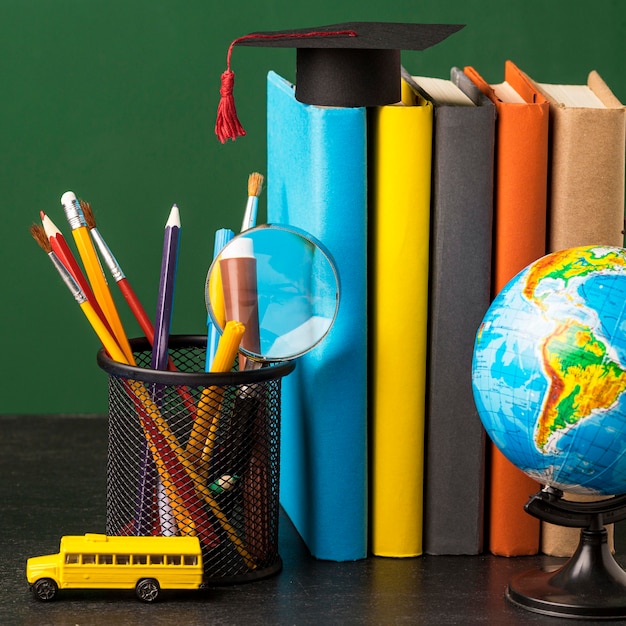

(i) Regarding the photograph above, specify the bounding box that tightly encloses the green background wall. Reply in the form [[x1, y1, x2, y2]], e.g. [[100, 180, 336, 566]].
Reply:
[[2, 0, 625, 414]]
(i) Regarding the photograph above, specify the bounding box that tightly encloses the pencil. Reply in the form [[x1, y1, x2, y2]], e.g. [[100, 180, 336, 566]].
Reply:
[[188, 320, 245, 470], [151, 204, 181, 372], [40, 211, 112, 336], [146, 204, 181, 535], [61, 191, 134, 364]]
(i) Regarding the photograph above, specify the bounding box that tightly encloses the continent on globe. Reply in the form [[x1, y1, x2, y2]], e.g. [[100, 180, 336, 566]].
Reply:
[[536, 319, 626, 452], [524, 246, 626, 305]]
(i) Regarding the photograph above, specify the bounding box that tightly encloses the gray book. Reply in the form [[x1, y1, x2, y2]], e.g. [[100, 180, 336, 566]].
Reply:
[[404, 67, 495, 554]]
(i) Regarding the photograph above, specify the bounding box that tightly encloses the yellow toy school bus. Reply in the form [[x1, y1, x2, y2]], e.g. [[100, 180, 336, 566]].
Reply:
[[26, 534, 204, 602]]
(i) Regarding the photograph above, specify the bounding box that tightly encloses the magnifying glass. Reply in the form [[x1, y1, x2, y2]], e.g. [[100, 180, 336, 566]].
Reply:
[[205, 224, 340, 363]]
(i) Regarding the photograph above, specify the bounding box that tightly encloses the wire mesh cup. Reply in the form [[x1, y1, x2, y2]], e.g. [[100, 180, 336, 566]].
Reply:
[[97, 335, 295, 584]]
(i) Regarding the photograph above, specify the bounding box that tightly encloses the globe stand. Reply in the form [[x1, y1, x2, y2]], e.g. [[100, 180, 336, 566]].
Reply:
[[506, 487, 626, 619]]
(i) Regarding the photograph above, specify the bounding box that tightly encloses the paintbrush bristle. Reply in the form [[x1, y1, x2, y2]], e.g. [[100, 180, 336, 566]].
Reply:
[[30, 223, 52, 254], [247, 172, 264, 198], [80, 199, 96, 229]]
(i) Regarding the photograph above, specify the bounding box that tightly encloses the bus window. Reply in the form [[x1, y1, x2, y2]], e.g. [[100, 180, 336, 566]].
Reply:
[[166, 555, 181, 565], [65, 554, 80, 565], [83, 554, 96, 565], [133, 555, 147, 565], [98, 554, 113, 565], [149, 555, 164, 565], [116, 555, 130, 565], [183, 555, 198, 566]]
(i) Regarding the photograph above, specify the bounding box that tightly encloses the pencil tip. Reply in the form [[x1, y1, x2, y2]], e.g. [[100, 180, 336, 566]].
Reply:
[[167, 204, 181, 228]]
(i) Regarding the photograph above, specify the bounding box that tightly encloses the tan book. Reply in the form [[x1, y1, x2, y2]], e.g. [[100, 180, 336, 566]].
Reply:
[[535, 71, 625, 252], [540, 493, 615, 557], [530, 70, 625, 557]]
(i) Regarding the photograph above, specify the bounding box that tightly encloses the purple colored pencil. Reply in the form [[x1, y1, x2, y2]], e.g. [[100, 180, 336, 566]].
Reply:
[[151, 204, 182, 371], [135, 204, 181, 535]]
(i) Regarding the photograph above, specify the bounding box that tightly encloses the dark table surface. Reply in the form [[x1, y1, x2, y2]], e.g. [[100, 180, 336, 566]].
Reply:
[[1, 414, 625, 625]]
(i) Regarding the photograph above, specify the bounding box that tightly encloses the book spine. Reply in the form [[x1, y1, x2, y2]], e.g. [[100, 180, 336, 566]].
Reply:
[[369, 93, 432, 557], [540, 85, 625, 557], [465, 62, 550, 556], [423, 95, 495, 555], [267, 71, 368, 561]]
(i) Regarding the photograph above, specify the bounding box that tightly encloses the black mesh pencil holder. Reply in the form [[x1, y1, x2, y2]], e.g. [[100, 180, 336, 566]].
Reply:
[[97, 335, 295, 585]]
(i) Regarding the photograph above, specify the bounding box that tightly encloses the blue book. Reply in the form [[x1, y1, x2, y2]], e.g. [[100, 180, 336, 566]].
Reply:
[[267, 70, 368, 561]]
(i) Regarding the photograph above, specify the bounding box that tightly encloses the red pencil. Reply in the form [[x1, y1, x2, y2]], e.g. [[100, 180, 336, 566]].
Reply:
[[40, 211, 113, 335]]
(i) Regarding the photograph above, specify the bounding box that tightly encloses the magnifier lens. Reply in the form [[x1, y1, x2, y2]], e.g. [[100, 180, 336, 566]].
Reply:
[[206, 225, 340, 361]]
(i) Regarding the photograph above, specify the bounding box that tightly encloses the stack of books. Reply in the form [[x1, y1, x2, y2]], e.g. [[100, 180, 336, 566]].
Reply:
[[265, 49, 625, 560]]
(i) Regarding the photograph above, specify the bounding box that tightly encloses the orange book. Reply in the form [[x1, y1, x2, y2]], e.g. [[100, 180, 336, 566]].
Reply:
[[464, 61, 550, 556]]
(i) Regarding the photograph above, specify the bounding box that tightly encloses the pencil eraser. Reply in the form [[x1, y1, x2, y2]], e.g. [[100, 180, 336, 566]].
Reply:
[[61, 191, 77, 205]]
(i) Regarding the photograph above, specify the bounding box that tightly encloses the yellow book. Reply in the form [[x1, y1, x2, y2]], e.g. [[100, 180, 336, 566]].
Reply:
[[370, 81, 433, 557]]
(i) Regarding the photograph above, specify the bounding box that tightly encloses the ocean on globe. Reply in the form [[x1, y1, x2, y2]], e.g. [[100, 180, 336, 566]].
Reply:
[[472, 245, 626, 496]]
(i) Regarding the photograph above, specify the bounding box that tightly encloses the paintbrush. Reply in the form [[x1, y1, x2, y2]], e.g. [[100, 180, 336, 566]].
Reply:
[[81, 200, 155, 346], [61, 191, 134, 363], [29, 224, 126, 363], [240, 172, 264, 232]]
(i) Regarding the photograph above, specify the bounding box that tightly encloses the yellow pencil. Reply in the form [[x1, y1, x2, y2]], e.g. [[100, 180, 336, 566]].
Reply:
[[210, 320, 246, 372], [80, 298, 128, 363], [61, 191, 134, 364], [187, 320, 245, 468]]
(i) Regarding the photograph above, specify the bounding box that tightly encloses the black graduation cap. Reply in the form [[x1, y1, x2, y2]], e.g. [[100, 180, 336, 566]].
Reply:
[[215, 22, 465, 142]]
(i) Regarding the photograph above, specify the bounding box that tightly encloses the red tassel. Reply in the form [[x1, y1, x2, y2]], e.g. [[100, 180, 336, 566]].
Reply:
[[215, 30, 357, 143], [215, 68, 246, 143]]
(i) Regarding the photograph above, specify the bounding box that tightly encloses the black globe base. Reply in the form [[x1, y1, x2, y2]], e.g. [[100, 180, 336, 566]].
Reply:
[[506, 489, 626, 620], [506, 527, 626, 619]]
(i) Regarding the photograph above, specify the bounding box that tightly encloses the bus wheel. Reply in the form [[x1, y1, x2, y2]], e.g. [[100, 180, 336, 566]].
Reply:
[[33, 578, 58, 601], [136, 578, 160, 602]]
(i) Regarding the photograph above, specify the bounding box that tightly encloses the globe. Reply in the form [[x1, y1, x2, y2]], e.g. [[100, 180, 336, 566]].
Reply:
[[472, 245, 626, 496]]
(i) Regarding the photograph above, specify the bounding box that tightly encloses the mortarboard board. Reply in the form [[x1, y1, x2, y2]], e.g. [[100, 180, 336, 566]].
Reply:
[[215, 22, 465, 142]]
